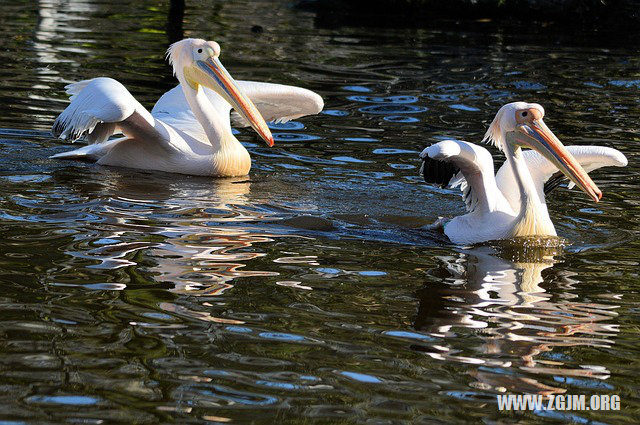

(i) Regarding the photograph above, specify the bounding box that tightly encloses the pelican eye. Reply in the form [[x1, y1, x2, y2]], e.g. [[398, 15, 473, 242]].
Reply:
[[522, 111, 528, 117], [197, 48, 203, 53]]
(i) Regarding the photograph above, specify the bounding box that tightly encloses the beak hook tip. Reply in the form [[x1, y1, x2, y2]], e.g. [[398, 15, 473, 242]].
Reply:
[[593, 189, 602, 202]]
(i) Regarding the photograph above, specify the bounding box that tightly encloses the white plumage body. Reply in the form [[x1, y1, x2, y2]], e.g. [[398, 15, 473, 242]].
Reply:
[[51, 39, 324, 177], [420, 102, 627, 245], [421, 140, 627, 245]]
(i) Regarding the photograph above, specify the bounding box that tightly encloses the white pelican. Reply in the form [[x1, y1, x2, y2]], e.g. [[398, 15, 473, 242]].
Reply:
[[420, 102, 627, 245], [50, 38, 324, 176]]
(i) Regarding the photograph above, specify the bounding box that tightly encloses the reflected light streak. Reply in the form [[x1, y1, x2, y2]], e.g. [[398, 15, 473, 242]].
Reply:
[[413, 241, 620, 395]]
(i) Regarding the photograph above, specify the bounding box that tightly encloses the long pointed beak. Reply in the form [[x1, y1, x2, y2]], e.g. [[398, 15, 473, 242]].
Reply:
[[195, 57, 274, 147], [516, 120, 602, 202]]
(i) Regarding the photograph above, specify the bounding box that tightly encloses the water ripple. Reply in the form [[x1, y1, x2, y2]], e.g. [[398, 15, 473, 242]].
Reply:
[[0, 3, 638, 424], [272, 133, 321, 142], [347, 95, 418, 103], [359, 104, 428, 114], [268, 120, 305, 130], [384, 115, 420, 122]]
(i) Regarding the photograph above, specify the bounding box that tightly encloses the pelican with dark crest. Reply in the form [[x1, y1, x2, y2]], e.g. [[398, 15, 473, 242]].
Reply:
[[51, 38, 323, 176], [419, 102, 627, 245]]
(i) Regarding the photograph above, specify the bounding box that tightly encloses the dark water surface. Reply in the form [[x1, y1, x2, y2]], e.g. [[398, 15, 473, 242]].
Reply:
[[0, 0, 639, 423]]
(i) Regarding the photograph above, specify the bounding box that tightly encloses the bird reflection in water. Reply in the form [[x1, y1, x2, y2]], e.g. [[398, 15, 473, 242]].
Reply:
[[73, 171, 281, 299], [414, 239, 619, 395]]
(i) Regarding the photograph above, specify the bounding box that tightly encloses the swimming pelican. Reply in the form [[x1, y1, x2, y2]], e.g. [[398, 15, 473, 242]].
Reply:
[[420, 102, 627, 245], [50, 38, 324, 176]]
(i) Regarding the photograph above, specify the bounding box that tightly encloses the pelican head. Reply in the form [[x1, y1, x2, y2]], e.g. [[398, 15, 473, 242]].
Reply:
[[484, 102, 602, 202], [167, 38, 274, 146]]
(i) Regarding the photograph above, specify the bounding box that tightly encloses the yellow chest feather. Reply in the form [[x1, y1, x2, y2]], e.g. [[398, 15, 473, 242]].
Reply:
[[508, 200, 556, 238]]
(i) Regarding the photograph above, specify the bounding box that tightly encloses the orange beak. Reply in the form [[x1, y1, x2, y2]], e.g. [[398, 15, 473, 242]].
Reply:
[[196, 56, 274, 147], [515, 120, 602, 202]]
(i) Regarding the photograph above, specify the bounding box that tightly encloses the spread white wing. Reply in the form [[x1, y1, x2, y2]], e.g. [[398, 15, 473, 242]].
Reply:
[[230, 81, 324, 126], [420, 140, 501, 213], [51, 77, 167, 160], [52, 77, 160, 144], [151, 80, 324, 142], [496, 145, 628, 211]]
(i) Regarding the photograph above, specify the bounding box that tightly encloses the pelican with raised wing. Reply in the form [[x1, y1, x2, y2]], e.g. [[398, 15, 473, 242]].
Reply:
[[420, 102, 627, 245], [51, 38, 323, 176]]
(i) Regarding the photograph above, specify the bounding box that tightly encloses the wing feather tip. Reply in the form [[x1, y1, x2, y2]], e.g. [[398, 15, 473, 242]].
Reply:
[[613, 150, 628, 167], [311, 91, 324, 114]]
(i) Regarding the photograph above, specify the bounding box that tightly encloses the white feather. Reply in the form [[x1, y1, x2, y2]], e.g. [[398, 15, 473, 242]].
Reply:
[[50, 38, 324, 177], [151, 80, 324, 132], [421, 102, 627, 245], [495, 145, 628, 213], [52, 77, 152, 144], [421, 140, 627, 245], [423, 140, 503, 214]]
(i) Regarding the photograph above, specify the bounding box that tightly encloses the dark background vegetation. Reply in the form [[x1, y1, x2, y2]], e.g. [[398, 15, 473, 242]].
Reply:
[[297, 0, 640, 33]]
